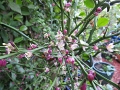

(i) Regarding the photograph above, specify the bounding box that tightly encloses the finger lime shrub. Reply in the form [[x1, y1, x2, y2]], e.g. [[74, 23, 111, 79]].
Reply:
[[0, 0, 120, 90]]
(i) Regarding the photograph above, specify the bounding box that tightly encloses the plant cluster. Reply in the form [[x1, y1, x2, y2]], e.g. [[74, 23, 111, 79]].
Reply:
[[0, 0, 120, 90]]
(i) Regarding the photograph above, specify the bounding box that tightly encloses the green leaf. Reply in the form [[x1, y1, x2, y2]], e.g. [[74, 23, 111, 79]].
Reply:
[[14, 14, 23, 22], [21, 6, 30, 15], [80, 11, 86, 16], [14, 37, 23, 43], [82, 53, 89, 61], [16, 0, 22, 6], [28, 4, 35, 9], [97, 17, 109, 27], [20, 25, 28, 31], [25, 20, 32, 26], [7, 64, 13, 69], [8, 2, 21, 14], [84, 0, 95, 8]]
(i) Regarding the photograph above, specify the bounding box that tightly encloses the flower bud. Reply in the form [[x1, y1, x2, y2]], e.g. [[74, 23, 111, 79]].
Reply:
[[96, 7, 102, 13], [88, 70, 96, 77], [87, 73, 94, 81], [52, 3, 55, 6], [55, 87, 61, 90], [0, 59, 7, 67], [65, 50, 69, 54], [93, 45, 98, 51], [58, 57, 63, 63], [80, 83, 87, 90], [63, 29, 67, 35], [94, 12, 98, 16], [48, 49, 52, 54]]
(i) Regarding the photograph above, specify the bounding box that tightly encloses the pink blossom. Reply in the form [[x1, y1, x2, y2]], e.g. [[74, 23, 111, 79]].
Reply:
[[93, 45, 99, 51], [80, 83, 87, 90], [30, 44, 38, 49], [65, 2, 71, 8], [3, 42, 15, 54], [55, 31, 64, 40], [57, 40, 65, 50], [44, 33, 50, 38], [45, 67, 49, 72], [106, 43, 114, 52], [64, 7, 70, 12], [70, 43, 78, 50], [25, 51, 33, 59], [66, 57, 75, 64]]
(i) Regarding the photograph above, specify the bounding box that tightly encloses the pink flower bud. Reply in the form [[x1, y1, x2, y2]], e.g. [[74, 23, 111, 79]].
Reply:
[[93, 45, 98, 51], [80, 83, 87, 90], [36, 73, 39, 77], [96, 7, 102, 13], [63, 19, 67, 24], [58, 57, 63, 64], [94, 12, 98, 16], [65, 2, 71, 8], [0, 59, 7, 67], [48, 49, 52, 54], [55, 87, 61, 90], [88, 70, 96, 77], [63, 29, 67, 35], [65, 50, 69, 54], [87, 73, 94, 81], [52, 3, 55, 6]]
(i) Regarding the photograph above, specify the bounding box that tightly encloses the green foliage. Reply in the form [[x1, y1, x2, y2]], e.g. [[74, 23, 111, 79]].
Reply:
[[8, 1, 21, 14], [97, 17, 109, 28], [0, 0, 120, 90], [84, 0, 95, 8]]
